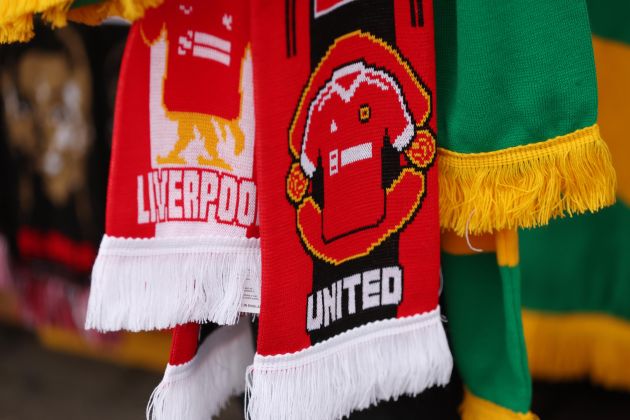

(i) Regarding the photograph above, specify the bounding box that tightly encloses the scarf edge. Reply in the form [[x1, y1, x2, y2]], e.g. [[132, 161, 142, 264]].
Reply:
[[460, 390, 538, 420], [438, 123, 617, 235], [147, 320, 254, 420], [246, 307, 453, 420], [85, 235, 261, 332]]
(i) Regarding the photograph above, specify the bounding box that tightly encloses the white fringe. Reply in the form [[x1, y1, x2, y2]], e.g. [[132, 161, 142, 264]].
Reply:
[[246, 306, 453, 420], [86, 235, 260, 331], [147, 319, 255, 420]]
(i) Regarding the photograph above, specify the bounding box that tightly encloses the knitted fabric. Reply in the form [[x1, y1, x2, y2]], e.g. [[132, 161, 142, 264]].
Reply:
[[442, 231, 537, 419], [520, 0, 630, 390], [85, 0, 260, 332], [246, 1, 451, 419], [434, 0, 616, 235]]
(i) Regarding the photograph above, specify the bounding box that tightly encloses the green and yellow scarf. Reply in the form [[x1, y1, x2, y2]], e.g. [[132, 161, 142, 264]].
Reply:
[[437, 1, 617, 419]]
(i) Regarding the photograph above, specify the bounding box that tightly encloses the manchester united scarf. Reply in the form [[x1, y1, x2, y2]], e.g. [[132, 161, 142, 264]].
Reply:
[[246, 1, 452, 419], [86, 0, 260, 332], [521, 0, 630, 392]]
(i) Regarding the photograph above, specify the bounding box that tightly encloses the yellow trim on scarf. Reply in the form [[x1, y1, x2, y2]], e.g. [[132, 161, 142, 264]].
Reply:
[[523, 310, 630, 391], [593, 36, 630, 204], [460, 390, 538, 420], [495, 229, 518, 267], [0, 0, 163, 44], [438, 124, 616, 236], [37, 326, 169, 372]]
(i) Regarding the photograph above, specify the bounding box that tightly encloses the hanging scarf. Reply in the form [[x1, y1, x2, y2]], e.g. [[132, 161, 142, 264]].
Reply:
[[86, 0, 260, 332], [521, 0, 630, 392], [436, 0, 616, 237], [435, 1, 617, 419], [148, 320, 254, 420], [246, 1, 452, 419]]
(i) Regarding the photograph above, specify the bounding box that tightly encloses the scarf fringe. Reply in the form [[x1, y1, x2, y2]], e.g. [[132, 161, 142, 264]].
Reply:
[[147, 320, 254, 420], [460, 391, 538, 420], [86, 235, 260, 332], [523, 310, 630, 391], [245, 307, 453, 420], [0, 0, 163, 42], [438, 124, 616, 235], [0, 0, 72, 44]]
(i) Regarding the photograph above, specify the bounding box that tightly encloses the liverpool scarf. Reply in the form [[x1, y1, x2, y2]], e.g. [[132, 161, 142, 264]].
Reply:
[[86, 0, 260, 332], [246, 1, 452, 419], [521, 0, 630, 392]]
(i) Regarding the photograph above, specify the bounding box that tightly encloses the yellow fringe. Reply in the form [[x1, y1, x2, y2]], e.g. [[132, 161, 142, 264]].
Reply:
[[460, 391, 538, 420], [0, 0, 163, 43], [523, 310, 630, 391], [0, 0, 66, 24], [0, 15, 36, 43], [438, 124, 617, 235], [68, 0, 164, 25], [0, 0, 70, 43]]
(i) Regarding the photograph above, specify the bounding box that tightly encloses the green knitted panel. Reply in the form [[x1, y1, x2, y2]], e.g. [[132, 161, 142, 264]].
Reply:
[[443, 252, 531, 413], [587, 0, 630, 45], [434, 0, 597, 153], [520, 200, 630, 319]]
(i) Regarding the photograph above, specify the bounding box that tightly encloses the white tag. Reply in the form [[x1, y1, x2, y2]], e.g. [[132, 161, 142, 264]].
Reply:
[[240, 274, 260, 314]]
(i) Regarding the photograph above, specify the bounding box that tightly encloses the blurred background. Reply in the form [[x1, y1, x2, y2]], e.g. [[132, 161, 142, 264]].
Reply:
[[0, 9, 629, 420]]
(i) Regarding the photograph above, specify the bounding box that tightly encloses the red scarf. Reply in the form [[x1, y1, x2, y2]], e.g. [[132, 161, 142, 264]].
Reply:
[[247, 1, 451, 418], [86, 0, 260, 332]]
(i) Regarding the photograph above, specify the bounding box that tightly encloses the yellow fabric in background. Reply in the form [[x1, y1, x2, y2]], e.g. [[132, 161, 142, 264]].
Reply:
[[37, 327, 170, 372], [593, 35, 630, 204]]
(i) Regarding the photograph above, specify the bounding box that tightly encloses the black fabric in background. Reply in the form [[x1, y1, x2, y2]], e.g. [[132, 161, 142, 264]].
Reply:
[[0, 22, 128, 280]]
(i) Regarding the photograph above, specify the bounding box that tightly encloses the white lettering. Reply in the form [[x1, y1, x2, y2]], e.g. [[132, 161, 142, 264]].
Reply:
[[147, 172, 156, 222], [200, 171, 219, 221], [137, 175, 150, 224], [335, 279, 342, 319], [343, 274, 361, 314], [155, 170, 168, 221], [237, 180, 256, 226], [183, 170, 200, 219], [362, 268, 381, 309], [381, 266, 403, 306], [218, 174, 237, 222], [307, 291, 323, 331], [322, 283, 336, 327], [134, 169, 257, 226], [306, 266, 404, 332], [168, 170, 183, 219]]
